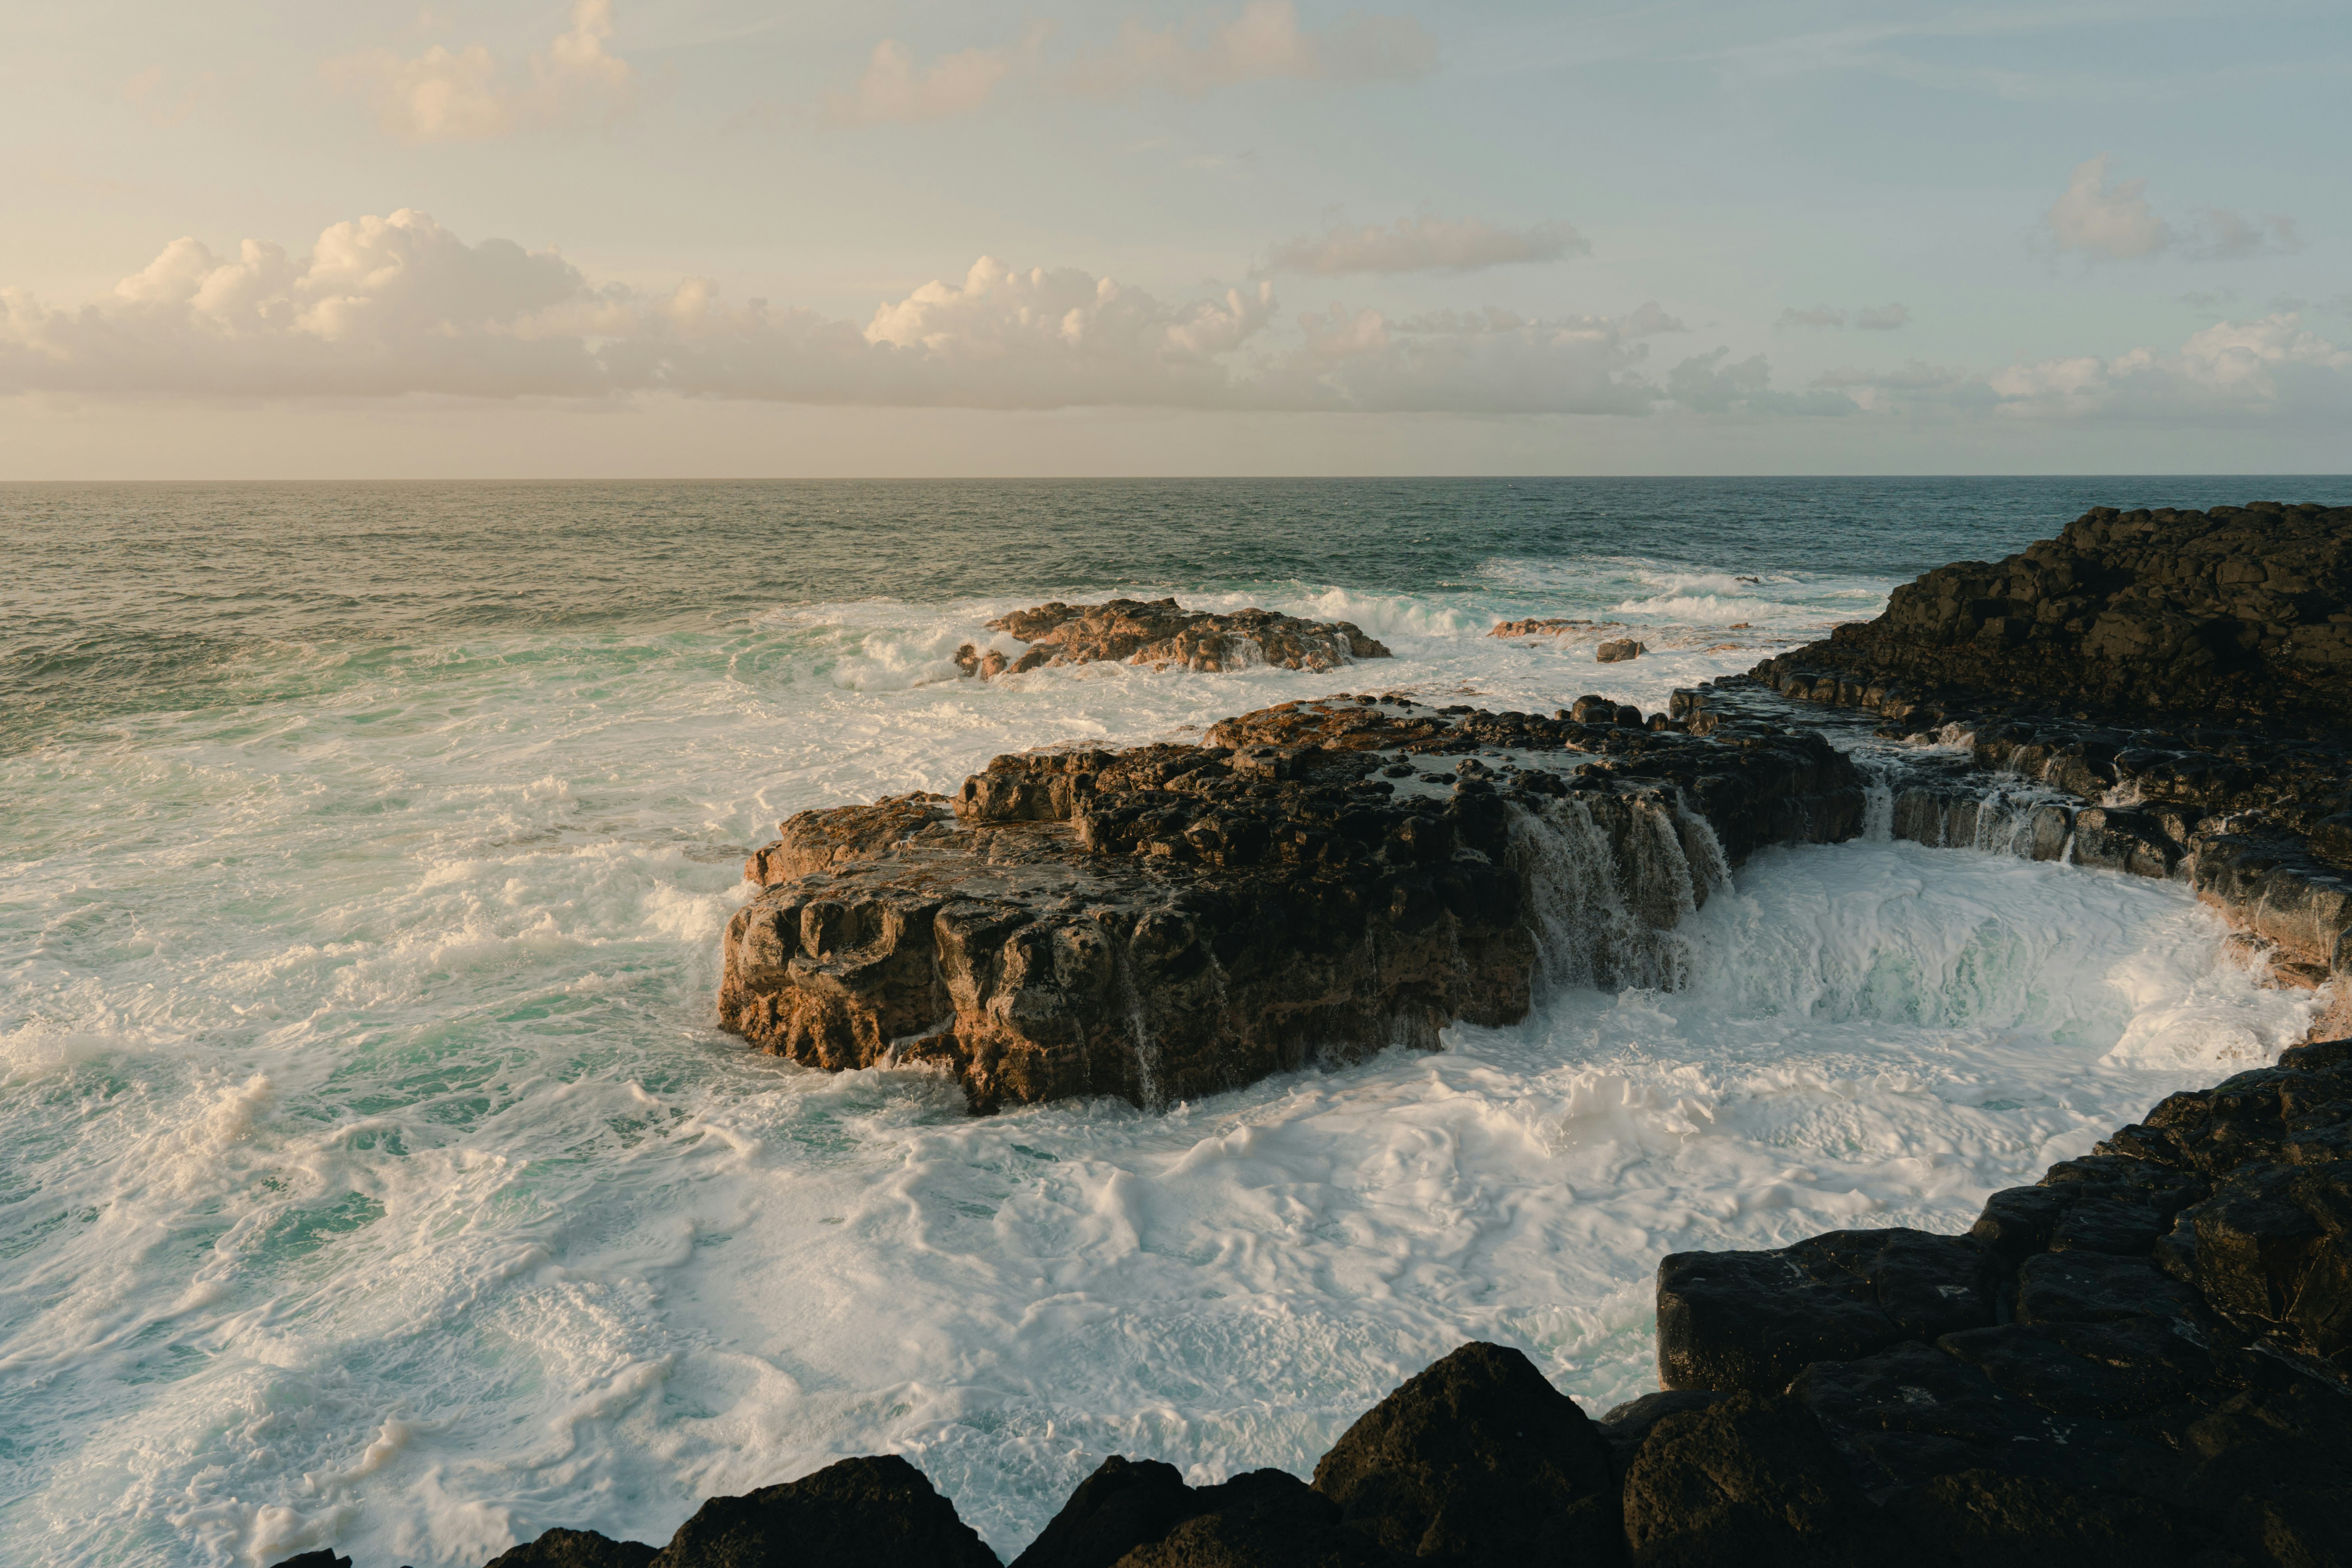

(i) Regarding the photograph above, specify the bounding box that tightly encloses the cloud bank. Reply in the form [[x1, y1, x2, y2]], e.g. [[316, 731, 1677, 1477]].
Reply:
[[823, 2, 1434, 125], [330, 0, 634, 142], [6, 211, 2345, 428], [1264, 216, 1586, 275]]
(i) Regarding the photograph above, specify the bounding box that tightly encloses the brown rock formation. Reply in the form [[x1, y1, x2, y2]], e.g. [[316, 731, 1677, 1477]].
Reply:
[[953, 598, 1389, 679], [719, 696, 1866, 1111]]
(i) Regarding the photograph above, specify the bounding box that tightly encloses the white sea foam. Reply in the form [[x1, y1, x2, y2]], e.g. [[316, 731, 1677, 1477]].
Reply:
[[0, 569, 2312, 1567]]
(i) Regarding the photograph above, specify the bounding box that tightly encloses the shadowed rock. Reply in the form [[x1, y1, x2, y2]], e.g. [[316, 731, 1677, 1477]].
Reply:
[[647, 1455, 999, 1568], [1311, 1341, 1622, 1564], [485, 1530, 658, 1567]]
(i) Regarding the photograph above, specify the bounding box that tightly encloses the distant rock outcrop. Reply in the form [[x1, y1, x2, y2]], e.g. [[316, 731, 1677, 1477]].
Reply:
[[954, 598, 1389, 679]]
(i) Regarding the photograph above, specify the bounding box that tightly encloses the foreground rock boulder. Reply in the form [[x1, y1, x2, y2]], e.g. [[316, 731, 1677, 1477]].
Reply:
[[1311, 1341, 1620, 1563], [954, 599, 1389, 679], [719, 696, 1865, 1110], [1646, 1037, 2352, 1566], [648, 1455, 997, 1568]]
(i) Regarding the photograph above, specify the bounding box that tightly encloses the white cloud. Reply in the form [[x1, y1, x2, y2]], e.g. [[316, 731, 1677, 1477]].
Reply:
[[1264, 216, 1586, 276], [0, 211, 1626, 414], [1065, 0, 1435, 96], [330, 0, 634, 142], [817, 2, 1435, 125], [2046, 153, 2172, 260], [1854, 302, 1909, 331]]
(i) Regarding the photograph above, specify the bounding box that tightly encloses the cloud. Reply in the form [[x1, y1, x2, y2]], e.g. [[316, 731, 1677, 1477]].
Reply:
[[330, 0, 634, 142], [1065, 0, 1436, 96], [2045, 155, 2300, 264], [1668, 350, 1854, 415], [2046, 154, 2171, 260], [1775, 302, 1907, 332], [1263, 216, 1586, 276], [822, 30, 1045, 126], [818, 2, 1434, 125], [1815, 314, 2352, 424], [0, 209, 1654, 415], [1776, 306, 1844, 331], [2181, 208, 2302, 262]]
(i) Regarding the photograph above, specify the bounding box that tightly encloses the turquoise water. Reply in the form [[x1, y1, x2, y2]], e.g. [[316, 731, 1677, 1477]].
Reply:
[[0, 478, 2337, 1566]]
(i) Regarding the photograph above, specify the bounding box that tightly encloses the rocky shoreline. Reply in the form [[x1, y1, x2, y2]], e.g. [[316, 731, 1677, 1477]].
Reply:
[[279, 502, 2352, 1566], [271, 1039, 2352, 1566]]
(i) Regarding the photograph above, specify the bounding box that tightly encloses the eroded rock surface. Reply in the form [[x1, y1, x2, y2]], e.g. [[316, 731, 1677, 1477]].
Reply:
[[721, 695, 1864, 1111], [954, 598, 1388, 679]]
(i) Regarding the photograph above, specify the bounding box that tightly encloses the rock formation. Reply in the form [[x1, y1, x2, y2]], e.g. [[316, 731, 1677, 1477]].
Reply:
[[1731, 501, 2352, 987], [1757, 501, 2352, 721], [719, 695, 1866, 1111], [952, 598, 1389, 679], [1645, 1036, 2352, 1564], [1596, 638, 1646, 663]]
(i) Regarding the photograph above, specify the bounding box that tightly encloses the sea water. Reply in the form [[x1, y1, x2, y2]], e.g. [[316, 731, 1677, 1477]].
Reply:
[[0, 478, 2337, 1566]]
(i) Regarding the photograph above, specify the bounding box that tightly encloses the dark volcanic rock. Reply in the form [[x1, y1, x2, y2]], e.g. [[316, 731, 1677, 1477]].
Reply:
[[485, 1530, 658, 1567], [1011, 1457, 1201, 1568], [1109, 1471, 1401, 1568], [1310, 1341, 1621, 1564], [954, 598, 1389, 679], [1757, 500, 2352, 721], [720, 696, 1865, 1110], [1655, 1229, 1997, 1394], [647, 1454, 998, 1568], [268, 1555, 352, 1568], [1646, 1038, 2352, 1567], [1619, 1391, 1894, 1565]]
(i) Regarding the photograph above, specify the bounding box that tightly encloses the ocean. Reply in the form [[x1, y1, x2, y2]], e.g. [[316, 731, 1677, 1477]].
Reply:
[[2, 476, 2339, 1566]]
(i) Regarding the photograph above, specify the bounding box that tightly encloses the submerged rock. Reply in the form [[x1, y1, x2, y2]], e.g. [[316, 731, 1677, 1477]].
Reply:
[[953, 598, 1388, 679], [1595, 638, 1647, 663], [719, 696, 1865, 1111]]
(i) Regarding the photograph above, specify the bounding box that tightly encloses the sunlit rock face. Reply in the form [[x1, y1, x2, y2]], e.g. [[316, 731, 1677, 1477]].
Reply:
[[719, 695, 1865, 1111]]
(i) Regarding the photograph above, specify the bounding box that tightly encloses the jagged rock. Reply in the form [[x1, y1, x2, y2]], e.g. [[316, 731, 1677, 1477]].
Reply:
[[267, 1555, 352, 1568], [721, 697, 1865, 1110], [1309, 1341, 1621, 1564], [1491, 617, 1624, 639], [1011, 1457, 1202, 1568], [1595, 638, 1646, 663], [647, 1455, 998, 1568], [1654, 1229, 1998, 1394], [485, 1530, 658, 1567], [954, 599, 1388, 680]]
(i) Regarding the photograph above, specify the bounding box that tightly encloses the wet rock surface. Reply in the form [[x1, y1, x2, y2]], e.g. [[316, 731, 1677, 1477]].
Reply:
[[719, 694, 1865, 1111], [953, 598, 1389, 679]]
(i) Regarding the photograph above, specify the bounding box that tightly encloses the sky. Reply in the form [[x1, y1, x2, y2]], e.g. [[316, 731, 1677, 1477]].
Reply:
[[2, 0, 2347, 477]]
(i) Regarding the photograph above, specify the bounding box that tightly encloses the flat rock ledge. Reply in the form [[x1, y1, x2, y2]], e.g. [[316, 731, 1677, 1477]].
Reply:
[[276, 1043, 2352, 1568], [720, 694, 1865, 1111], [952, 598, 1390, 679]]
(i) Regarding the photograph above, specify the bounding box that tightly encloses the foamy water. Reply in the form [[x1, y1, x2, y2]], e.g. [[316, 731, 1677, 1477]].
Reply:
[[1, 478, 2325, 1566]]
